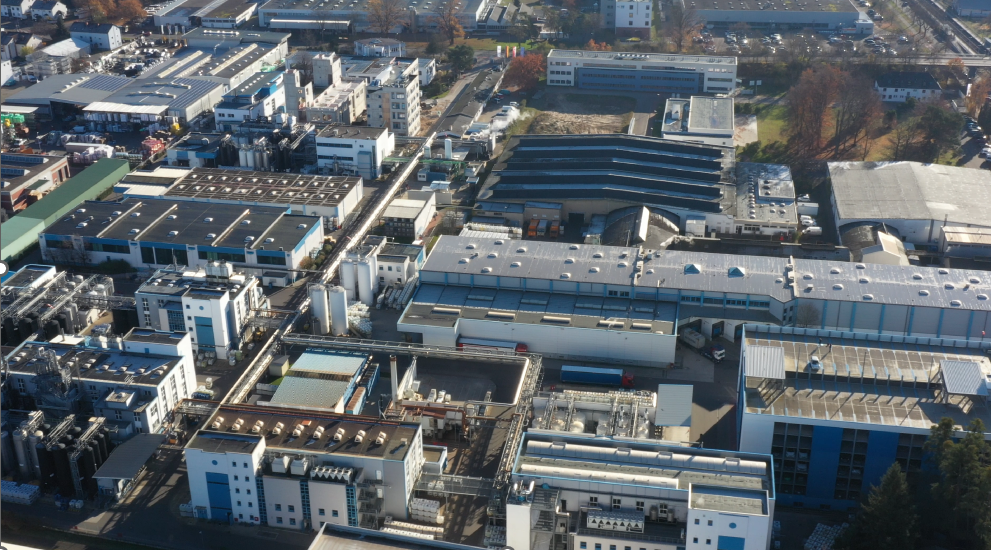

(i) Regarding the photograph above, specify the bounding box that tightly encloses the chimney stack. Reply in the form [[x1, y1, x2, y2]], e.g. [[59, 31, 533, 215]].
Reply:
[[390, 355, 399, 407]]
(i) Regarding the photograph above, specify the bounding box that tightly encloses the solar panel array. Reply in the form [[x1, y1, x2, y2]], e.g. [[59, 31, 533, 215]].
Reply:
[[79, 75, 132, 92]]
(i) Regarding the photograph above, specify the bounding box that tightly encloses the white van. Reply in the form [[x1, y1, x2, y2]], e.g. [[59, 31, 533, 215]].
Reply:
[[804, 226, 823, 236]]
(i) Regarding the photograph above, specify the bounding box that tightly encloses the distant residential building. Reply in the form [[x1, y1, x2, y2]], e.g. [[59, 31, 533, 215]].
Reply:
[[314, 125, 395, 180], [2, 33, 43, 60], [30, 0, 66, 19], [874, 71, 941, 103], [417, 57, 435, 86], [1, 0, 33, 19], [1, 59, 13, 84], [364, 58, 421, 136], [69, 22, 123, 52], [354, 38, 405, 57], [135, 263, 267, 360], [27, 38, 90, 78], [955, 0, 990, 17], [214, 72, 287, 131], [614, 0, 651, 39]]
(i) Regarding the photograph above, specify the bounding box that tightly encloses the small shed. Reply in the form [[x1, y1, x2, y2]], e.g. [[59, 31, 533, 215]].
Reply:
[[93, 433, 166, 500]]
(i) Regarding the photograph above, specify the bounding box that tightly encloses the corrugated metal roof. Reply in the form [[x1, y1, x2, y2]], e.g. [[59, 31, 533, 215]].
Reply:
[[744, 345, 785, 380], [941, 360, 988, 397], [19, 158, 129, 225], [84, 102, 168, 115], [93, 433, 166, 480], [269, 376, 350, 409], [291, 349, 367, 377], [654, 384, 693, 427]]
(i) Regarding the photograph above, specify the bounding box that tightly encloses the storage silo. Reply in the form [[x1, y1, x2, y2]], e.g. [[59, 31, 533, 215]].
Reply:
[[95, 433, 108, 463], [56, 313, 70, 334], [367, 252, 379, 294], [28, 430, 43, 478], [80, 444, 97, 497], [36, 443, 57, 489], [308, 284, 330, 335], [43, 320, 61, 340], [340, 259, 357, 301], [357, 260, 373, 306], [0, 431, 11, 476], [52, 443, 74, 496], [328, 286, 349, 336], [13, 429, 29, 478]]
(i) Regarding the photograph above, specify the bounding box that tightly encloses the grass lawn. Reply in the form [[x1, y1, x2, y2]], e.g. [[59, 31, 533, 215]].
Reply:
[[755, 104, 789, 144]]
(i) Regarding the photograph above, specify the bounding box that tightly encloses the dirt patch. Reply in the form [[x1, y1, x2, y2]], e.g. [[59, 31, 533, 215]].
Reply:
[[529, 93, 636, 134]]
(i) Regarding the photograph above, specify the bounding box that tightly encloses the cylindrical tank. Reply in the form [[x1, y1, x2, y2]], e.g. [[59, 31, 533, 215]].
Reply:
[[262, 149, 270, 170], [95, 433, 108, 462], [13, 429, 29, 478], [239, 148, 248, 167], [70, 427, 82, 438], [28, 430, 43, 478], [100, 427, 115, 454], [328, 286, 349, 336], [308, 284, 330, 335], [367, 252, 379, 294], [2, 317, 17, 345], [90, 441, 103, 468], [444, 138, 453, 160], [340, 259, 357, 301], [80, 445, 97, 497], [52, 443, 74, 497], [0, 431, 12, 476], [44, 319, 61, 339], [18, 317, 36, 340], [254, 149, 263, 169], [36, 444, 57, 489], [66, 302, 79, 331], [56, 313, 70, 334], [357, 260, 374, 306], [41, 423, 52, 434]]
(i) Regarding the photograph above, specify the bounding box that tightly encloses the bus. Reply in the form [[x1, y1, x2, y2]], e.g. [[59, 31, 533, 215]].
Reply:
[[457, 337, 528, 353]]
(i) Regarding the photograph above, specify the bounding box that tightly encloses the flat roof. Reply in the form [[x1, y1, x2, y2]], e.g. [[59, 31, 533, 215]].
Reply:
[[829, 161, 991, 227], [316, 125, 388, 140], [690, 485, 767, 515], [167, 168, 361, 209], [290, 349, 369, 376], [379, 242, 423, 262], [9, 340, 182, 386], [258, 0, 483, 16], [86, 78, 223, 113], [735, 163, 797, 226], [743, 327, 991, 431], [192, 405, 420, 460], [1, 264, 54, 290], [655, 384, 693, 427], [3, 74, 132, 106], [384, 198, 427, 219], [547, 49, 737, 65], [182, 27, 290, 45], [93, 433, 167, 480], [687, 96, 734, 132], [0, 153, 67, 194], [136, 265, 252, 298], [269, 376, 351, 409], [942, 226, 991, 246], [691, 0, 857, 11]]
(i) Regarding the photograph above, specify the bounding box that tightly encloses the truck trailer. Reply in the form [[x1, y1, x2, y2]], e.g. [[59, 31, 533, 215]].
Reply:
[[560, 365, 635, 388], [678, 328, 726, 362]]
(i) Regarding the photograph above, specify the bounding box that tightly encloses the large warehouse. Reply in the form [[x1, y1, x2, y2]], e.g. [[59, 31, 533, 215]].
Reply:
[[546, 50, 737, 94], [738, 325, 991, 509], [38, 197, 325, 273], [257, 0, 488, 32], [829, 161, 991, 247], [690, 0, 874, 34], [398, 236, 991, 365]]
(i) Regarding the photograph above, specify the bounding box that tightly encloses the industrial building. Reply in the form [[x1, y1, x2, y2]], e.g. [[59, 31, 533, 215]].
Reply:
[[1, 158, 130, 263], [184, 404, 426, 526], [337, 235, 424, 307], [118, 167, 364, 228], [399, 236, 991, 367], [69, 22, 122, 52], [83, 77, 225, 127], [38, 197, 325, 273], [256, 0, 488, 32], [738, 324, 991, 509], [315, 125, 395, 180], [5, 328, 196, 441], [690, 0, 873, 34], [354, 38, 406, 57], [264, 350, 376, 412], [152, 0, 257, 28], [0, 152, 71, 214], [362, 57, 421, 136], [166, 132, 225, 168], [134, 262, 267, 360], [828, 161, 991, 247], [530, 387, 686, 442], [661, 96, 736, 148], [508, 433, 775, 550], [546, 50, 737, 94], [214, 72, 287, 132], [940, 226, 991, 259], [2, 74, 133, 115], [381, 197, 436, 240]]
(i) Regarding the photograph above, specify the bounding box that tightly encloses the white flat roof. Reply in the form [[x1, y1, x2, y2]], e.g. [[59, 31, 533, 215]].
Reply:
[[84, 102, 168, 114]]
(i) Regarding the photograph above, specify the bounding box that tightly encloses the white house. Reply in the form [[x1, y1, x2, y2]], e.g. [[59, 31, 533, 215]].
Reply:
[[1, 0, 33, 19], [314, 125, 395, 180], [874, 71, 941, 103], [30, 0, 66, 19], [417, 57, 436, 86], [354, 38, 405, 57], [69, 22, 122, 52]]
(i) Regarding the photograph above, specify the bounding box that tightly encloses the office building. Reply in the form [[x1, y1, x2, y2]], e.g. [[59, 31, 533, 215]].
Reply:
[[0, 153, 71, 214], [738, 325, 991, 509], [613, 0, 652, 39], [257, 0, 488, 32], [214, 72, 287, 131], [38, 197, 325, 273], [692, 0, 873, 34], [135, 263, 267, 360], [184, 404, 425, 527], [5, 329, 196, 441], [364, 57, 421, 136], [69, 22, 122, 52], [660, 96, 736, 148], [828, 161, 991, 246], [315, 125, 395, 180], [546, 50, 737, 94], [508, 433, 775, 550], [381, 197, 435, 240]]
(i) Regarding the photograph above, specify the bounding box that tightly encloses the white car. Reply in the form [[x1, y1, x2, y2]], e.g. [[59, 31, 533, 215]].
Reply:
[[809, 356, 823, 372], [980, 147, 991, 158], [800, 216, 816, 227]]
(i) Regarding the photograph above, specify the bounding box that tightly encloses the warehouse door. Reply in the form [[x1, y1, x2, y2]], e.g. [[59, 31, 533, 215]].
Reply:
[[195, 316, 216, 347], [205, 472, 232, 520]]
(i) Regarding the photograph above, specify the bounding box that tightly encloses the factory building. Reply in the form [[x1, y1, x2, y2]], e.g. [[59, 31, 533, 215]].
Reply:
[[182, 27, 291, 58], [5, 329, 196, 441], [338, 236, 424, 307], [152, 0, 257, 28], [381, 197, 435, 240], [118, 167, 363, 229], [166, 132, 224, 168], [256, 0, 488, 32], [399, 236, 991, 367], [315, 125, 395, 180], [83, 77, 225, 127], [263, 350, 375, 413], [300, 53, 368, 125], [546, 50, 737, 94], [738, 325, 991, 509], [214, 72, 287, 132], [940, 226, 991, 260], [661, 96, 736, 148], [0, 153, 71, 214], [690, 0, 873, 34], [38, 197, 325, 273], [481, 135, 797, 237], [363, 57, 421, 136], [508, 433, 774, 550], [184, 404, 425, 527], [354, 38, 405, 57], [829, 162, 991, 247], [135, 262, 267, 360]]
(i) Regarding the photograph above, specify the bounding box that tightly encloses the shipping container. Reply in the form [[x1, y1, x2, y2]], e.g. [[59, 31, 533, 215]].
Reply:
[[549, 220, 560, 239], [537, 220, 549, 237], [527, 219, 539, 238], [560, 365, 634, 388]]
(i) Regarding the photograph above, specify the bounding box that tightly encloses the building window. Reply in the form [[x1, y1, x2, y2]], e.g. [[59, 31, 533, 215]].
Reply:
[[695, 519, 700, 525], [275, 504, 282, 511], [595, 545, 601, 550], [248, 502, 252, 508], [589, 496, 598, 505], [289, 519, 296, 526], [234, 475, 239, 481], [318, 509, 325, 516], [276, 517, 283, 524], [288, 505, 295, 513], [612, 498, 621, 509], [239, 514, 243, 519], [693, 539, 698, 544], [636, 501, 644, 512], [236, 488, 240, 494], [580, 543, 587, 549], [237, 501, 242, 507], [232, 461, 237, 467], [708, 520, 713, 526], [332, 510, 339, 517]]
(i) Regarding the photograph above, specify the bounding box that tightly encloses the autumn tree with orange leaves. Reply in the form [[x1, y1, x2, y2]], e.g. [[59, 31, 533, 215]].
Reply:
[[788, 65, 844, 156], [504, 53, 546, 93], [78, 0, 147, 24], [585, 39, 611, 51]]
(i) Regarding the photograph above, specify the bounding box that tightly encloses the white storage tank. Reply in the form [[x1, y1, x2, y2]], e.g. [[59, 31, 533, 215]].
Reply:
[[357, 260, 374, 306], [308, 284, 330, 335], [328, 286, 349, 336], [340, 259, 357, 301], [367, 252, 379, 295]]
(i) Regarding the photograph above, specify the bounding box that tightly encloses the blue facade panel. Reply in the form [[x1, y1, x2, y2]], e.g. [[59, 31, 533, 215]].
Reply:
[[717, 536, 746, 550], [863, 431, 899, 492], [806, 425, 843, 501], [576, 67, 703, 93], [195, 316, 216, 346], [205, 472, 232, 520]]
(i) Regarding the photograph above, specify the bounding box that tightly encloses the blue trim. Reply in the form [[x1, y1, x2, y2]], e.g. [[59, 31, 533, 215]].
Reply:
[[967, 310, 974, 338], [937, 308, 945, 337], [849, 302, 857, 332], [821, 300, 828, 329], [878, 304, 885, 334], [907, 306, 915, 335], [746, 295, 750, 310]]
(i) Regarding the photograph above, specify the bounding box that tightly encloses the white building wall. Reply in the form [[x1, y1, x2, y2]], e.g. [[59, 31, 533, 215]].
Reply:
[[686, 507, 770, 550], [183, 291, 234, 359], [308, 481, 350, 527], [262, 475, 306, 528], [614, 0, 651, 31], [873, 85, 940, 103], [185, 439, 266, 523]]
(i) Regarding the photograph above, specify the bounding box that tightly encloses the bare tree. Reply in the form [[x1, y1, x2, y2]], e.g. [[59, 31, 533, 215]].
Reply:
[[833, 74, 884, 156], [292, 51, 314, 87], [788, 65, 844, 157], [664, 3, 704, 53], [431, 0, 464, 45], [795, 303, 822, 328], [367, 0, 410, 34]]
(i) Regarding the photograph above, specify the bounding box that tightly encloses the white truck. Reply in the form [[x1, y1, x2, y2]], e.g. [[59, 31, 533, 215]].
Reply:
[[678, 329, 726, 362]]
